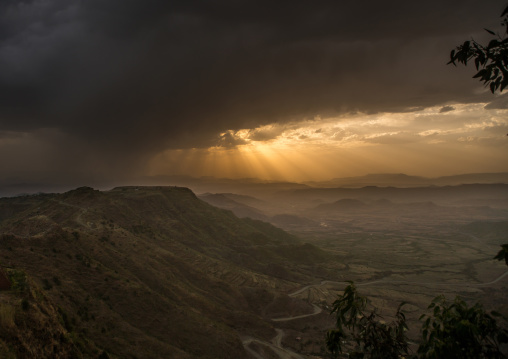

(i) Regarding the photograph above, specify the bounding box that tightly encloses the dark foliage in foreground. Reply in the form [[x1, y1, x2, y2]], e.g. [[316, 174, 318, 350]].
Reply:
[[449, 6, 508, 93], [326, 281, 508, 358]]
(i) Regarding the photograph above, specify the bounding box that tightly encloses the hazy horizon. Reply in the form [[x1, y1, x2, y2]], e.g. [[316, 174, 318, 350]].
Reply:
[[2, 171, 508, 200]]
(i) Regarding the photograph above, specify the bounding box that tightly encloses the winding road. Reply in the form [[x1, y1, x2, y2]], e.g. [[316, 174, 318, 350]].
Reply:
[[241, 268, 508, 359], [272, 304, 322, 322]]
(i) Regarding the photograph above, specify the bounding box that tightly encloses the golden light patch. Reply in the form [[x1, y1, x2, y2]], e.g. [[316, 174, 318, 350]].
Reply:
[[148, 103, 508, 181]]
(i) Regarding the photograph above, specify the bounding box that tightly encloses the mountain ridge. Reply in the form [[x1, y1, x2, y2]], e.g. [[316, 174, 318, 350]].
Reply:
[[0, 186, 337, 358], [2, 172, 508, 198], [303, 172, 508, 188]]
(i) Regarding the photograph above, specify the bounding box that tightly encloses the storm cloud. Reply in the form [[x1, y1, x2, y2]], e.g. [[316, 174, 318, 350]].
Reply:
[[0, 0, 505, 184]]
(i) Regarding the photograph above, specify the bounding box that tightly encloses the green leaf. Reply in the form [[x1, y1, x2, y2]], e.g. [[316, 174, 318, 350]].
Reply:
[[472, 69, 486, 78], [493, 245, 508, 265], [474, 57, 480, 70], [484, 28, 496, 35], [498, 331, 508, 343], [501, 77, 508, 92], [502, 6, 508, 17], [488, 39, 500, 49]]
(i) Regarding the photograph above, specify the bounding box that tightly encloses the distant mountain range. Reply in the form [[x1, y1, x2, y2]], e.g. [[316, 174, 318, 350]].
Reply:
[[198, 187, 508, 232], [136, 173, 508, 195], [198, 193, 321, 228], [3, 172, 508, 199], [274, 183, 508, 207], [311, 197, 505, 219], [198, 193, 269, 221], [303, 172, 508, 188]]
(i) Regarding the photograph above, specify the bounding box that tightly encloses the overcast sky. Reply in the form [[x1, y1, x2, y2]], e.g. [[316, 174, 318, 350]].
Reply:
[[1, 0, 508, 188]]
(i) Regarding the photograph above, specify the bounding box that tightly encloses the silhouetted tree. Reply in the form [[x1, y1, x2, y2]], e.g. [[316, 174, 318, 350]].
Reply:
[[327, 7, 508, 357], [326, 283, 508, 358], [449, 4, 508, 253], [495, 244, 508, 265], [418, 296, 508, 359], [326, 282, 410, 359], [449, 5, 508, 92]]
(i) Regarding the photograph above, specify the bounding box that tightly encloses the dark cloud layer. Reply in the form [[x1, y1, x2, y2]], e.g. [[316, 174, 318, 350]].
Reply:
[[439, 105, 456, 113], [0, 0, 506, 183], [484, 94, 508, 109]]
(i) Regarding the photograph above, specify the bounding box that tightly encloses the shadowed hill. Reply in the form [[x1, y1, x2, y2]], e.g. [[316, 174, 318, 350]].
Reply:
[[202, 193, 267, 208], [276, 183, 508, 208], [0, 186, 337, 358], [198, 193, 268, 221], [303, 172, 508, 188], [315, 198, 367, 212]]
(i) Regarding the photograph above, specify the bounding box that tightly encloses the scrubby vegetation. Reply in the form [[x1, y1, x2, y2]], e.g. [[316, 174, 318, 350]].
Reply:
[[0, 186, 337, 358], [327, 275, 508, 358]]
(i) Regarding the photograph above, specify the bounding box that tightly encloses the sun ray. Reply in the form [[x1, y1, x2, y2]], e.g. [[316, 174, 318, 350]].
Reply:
[[148, 103, 508, 181]]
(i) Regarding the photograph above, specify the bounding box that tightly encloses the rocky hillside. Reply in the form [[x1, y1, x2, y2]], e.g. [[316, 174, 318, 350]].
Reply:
[[0, 186, 336, 358]]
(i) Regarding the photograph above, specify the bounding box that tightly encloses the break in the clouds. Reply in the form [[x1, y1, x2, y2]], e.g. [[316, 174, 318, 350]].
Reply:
[[1, 0, 508, 185], [146, 101, 508, 182], [215, 103, 508, 148]]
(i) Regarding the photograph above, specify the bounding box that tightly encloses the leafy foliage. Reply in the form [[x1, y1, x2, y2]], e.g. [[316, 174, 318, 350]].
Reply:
[[327, 283, 508, 359], [326, 282, 410, 358], [494, 244, 508, 266], [7, 269, 28, 293], [449, 6, 508, 93], [418, 296, 508, 359]]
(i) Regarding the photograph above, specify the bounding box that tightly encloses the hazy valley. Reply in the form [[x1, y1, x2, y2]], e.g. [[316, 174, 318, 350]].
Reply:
[[197, 177, 508, 356], [3, 0, 508, 357], [0, 175, 507, 358]]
